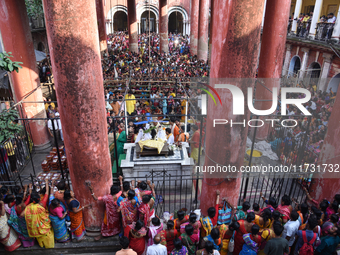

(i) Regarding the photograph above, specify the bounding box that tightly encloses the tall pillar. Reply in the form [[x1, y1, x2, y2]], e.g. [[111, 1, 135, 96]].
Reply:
[[282, 44, 292, 76], [318, 53, 333, 91], [200, 0, 265, 214], [190, 0, 199, 55], [299, 47, 310, 79], [43, 0, 112, 231], [309, 0, 323, 38], [95, 0, 108, 54], [309, 93, 340, 203], [261, 0, 268, 27], [159, 0, 168, 53], [332, 6, 340, 40], [208, 0, 215, 64], [197, 0, 210, 61], [127, 0, 138, 53], [292, 0, 303, 34], [255, 0, 291, 140], [0, 0, 49, 146]]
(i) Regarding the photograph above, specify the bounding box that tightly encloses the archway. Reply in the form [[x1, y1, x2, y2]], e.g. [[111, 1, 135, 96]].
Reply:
[[37, 42, 45, 52], [168, 11, 183, 34], [307, 62, 321, 86], [107, 5, 128, 34], [113, 11, 127, 32], [141, 10, 156, 33], [288, 55, 301, 77], [327, 73, 340, 93], [168, 6, 189, 35]]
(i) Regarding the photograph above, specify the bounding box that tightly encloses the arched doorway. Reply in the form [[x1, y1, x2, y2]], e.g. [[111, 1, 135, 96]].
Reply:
[[307, 62, 321, 86], [168, 11, 183, 34], [327, 73, 340, 92], [288, 55, 301, 77], [37, 42, 45, 52], [141, 11, 156, 33], [114, 11, 127, 32]]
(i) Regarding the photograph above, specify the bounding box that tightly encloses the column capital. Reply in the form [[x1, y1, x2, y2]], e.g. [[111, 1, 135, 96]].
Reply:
[[322, 53, 333, 62], [286, 44, 292, 51], [301, 47, 310, 53]]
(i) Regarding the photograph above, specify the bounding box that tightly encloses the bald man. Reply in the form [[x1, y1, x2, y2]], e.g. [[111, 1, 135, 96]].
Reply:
[[146, 234, 167, 255]]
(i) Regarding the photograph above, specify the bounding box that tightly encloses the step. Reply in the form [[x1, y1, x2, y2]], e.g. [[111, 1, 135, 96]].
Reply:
[[3, 235, 120, 255]]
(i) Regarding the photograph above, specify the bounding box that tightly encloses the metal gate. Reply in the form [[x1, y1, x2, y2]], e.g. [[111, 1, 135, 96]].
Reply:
[[122, 170, 202, 217]]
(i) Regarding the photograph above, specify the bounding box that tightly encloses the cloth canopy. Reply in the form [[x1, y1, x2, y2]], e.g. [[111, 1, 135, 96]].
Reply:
[[35, 50, 46, 62]]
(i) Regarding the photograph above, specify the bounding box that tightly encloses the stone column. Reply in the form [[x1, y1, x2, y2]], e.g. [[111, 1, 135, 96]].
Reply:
[[282, 44, 292, 76], [0, 0, 49, 146], [208, 0, 215, 64], [332, 6, 340, 40], [292, 0, 303, 34], [95, 0, 108, 54], [318, 53, 333, 92], [159, 0, 168, 53], [255, 0, 291, 140], [183, 21, 186, 35], [43, 0, 112, 231], [200, 0, 265, 214], [197, 0, 210, 61], [190, 0, 199, 55], [308, 92, 340, 203], [261, 0, 267, 27], [299, 47, 310, 79], [127, 0, 138, 53], [309, 0, 323, 38]]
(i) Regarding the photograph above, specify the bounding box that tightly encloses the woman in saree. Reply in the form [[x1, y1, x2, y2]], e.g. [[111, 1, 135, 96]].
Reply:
[[8, 190, 35, 248], [64, 189, 92, 241], [124, 220, 147, 255], [49, 198, 70, 242], [239, 225, 261, 255], [148, 217, 164, 246], [258, 220, 280, 255], [171, 238, 189, 255], [119, 190, 138, 228], [0, 200, 21, 251], [25, 179, 54, 248], [53, 179, 68, 207], [233, 212, 255, 255], [180, 213, 201, 240], [276, 195, 293, 224], [254, 208, 272, 230], [139, 194, 155, 227], [179, 224, 199, 255], [134, 180, 153, 204], [160, 220, 178, 254], [196, 241, 219, 255], [174, 210, 189, 236], [88, 180, 122, 240], [202, 228, 222, 251], [219, 221, 240, 255]]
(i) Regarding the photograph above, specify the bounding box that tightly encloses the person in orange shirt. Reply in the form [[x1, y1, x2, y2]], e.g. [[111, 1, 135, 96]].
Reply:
[[169, 118, 180, 142], [178, 126, 189, 142]]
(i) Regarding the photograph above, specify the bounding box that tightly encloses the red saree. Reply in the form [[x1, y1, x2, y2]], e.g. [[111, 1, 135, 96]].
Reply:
[[233, 220, 248, 255], [124, 224, 147, 255], [160, 229, 178, 254], [138, 201, 154, 227], [121, 198, 138, 228], [101, 195, 121, 236]]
